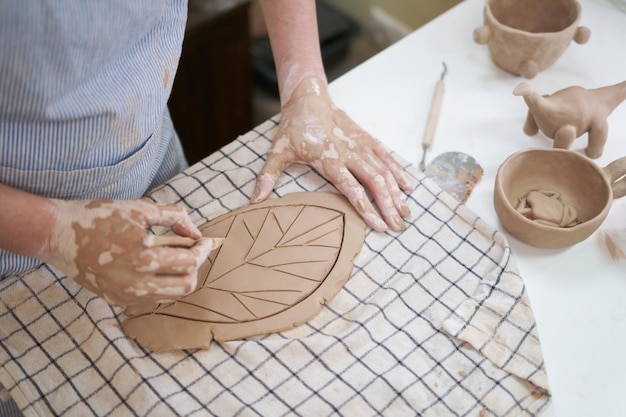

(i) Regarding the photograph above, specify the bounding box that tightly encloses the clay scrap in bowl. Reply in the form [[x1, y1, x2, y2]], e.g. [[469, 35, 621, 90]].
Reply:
[[123, 192, 366, 352], [474, 0, 590, 78]]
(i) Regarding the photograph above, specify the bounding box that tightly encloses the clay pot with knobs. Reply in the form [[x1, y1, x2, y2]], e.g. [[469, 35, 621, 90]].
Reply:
[[474, 0, 590, 79]]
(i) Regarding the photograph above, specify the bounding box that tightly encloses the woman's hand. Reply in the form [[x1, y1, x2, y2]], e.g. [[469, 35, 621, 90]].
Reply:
[[39, 199, 221, 306], [251, 76, 414, 232]]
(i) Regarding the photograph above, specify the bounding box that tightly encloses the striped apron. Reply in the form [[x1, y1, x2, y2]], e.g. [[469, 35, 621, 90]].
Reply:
[[0, 0, 189, 277]]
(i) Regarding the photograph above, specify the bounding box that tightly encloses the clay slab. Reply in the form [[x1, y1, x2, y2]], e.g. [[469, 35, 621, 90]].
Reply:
[[123, 192, 366, 352]]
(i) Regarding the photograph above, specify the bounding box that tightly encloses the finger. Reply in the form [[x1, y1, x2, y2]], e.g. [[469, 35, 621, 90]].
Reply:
[[136, 247, 199, 275], [129, 237, 222, 302], [108, 271, 200, 307], [346, 158, 407, 232], [142, 203, 202, 239], [336, 176, 389, 232], [163, 206, 203, 238], [372, 140, 416, 192], [328, 127, 410, 221], [362, 153, 411, 219], [250, 152, 291, 203], [143, 235, 224, 251], [381, 168, 411, 219], [128, 273, 199, 305], [136, 237, 222, 275], [319, 161, 388, 232]]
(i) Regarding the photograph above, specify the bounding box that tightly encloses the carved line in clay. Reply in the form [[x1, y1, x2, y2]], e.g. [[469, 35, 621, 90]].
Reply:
[[146, 204, 348, 323]]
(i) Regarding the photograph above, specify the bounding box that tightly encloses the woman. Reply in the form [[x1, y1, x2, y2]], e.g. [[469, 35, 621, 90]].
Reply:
[[0, 0, 412, 307]]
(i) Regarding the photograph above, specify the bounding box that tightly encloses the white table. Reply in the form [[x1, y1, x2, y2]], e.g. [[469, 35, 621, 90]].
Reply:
[[329, 1, 626, 416]]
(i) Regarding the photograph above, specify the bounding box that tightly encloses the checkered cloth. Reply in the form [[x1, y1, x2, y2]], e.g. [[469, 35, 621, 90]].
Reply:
[[0, 118, 551, 417]]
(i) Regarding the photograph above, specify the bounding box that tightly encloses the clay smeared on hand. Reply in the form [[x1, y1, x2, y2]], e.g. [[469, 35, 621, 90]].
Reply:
[[250, 76, 413, 233], [41, 199, 218, 307]]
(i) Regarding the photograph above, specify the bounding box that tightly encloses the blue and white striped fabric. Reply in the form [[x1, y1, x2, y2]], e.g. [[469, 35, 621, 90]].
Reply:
[[0, 0, 189, 277], [0, 394, 22, 417]]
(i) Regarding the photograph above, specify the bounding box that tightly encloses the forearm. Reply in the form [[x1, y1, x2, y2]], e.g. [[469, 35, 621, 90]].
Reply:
[[257, 0, 327, 103], [0, 183, 56, 258]]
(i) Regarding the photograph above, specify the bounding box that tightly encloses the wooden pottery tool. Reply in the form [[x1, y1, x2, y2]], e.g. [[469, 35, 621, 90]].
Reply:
[[419, 63, 447, 171], [419, 63, 483, 203]]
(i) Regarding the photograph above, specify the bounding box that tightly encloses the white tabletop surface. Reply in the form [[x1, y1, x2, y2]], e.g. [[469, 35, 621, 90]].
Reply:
[[328, 0, 626, 416]]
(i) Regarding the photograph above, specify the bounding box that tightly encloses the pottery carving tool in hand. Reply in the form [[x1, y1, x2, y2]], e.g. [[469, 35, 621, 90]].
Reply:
[[419, 62, 447, 171], [419, 63, 484, 203]]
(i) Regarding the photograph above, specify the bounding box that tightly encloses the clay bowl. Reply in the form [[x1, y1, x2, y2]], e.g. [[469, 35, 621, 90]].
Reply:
[[494, 148, 626, 248], [474, 0, 591, 79]]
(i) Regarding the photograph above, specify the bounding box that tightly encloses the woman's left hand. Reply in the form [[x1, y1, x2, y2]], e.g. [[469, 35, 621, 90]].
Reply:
[[251, 76, 414, 232]]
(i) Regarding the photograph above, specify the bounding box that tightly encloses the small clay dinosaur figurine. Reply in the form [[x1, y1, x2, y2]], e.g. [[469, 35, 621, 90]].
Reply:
[[513, 80, 626, 158]]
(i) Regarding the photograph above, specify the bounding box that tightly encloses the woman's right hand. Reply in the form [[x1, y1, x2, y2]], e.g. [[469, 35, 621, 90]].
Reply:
[[39, 199, 221, 307]]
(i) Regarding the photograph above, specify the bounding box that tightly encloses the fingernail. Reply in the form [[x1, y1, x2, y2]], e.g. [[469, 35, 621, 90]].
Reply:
[[251, 173, 275, 203], [189, 226, 202, 239], [403, 173, 418, 190], [391, 215, 407, 232], [250, 186, 260, 202], [400, 202, 411, 218], [366, 213, 388, 232]]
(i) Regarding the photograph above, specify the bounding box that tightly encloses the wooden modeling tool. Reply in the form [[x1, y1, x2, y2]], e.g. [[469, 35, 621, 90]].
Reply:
[[419, 62, 447, 171], [419, 63, 483, 203], [143, 235, 198, 248]]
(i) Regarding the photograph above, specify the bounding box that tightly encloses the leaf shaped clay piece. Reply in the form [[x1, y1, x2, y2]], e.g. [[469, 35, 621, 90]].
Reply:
[[123, 192, 366, 352]]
